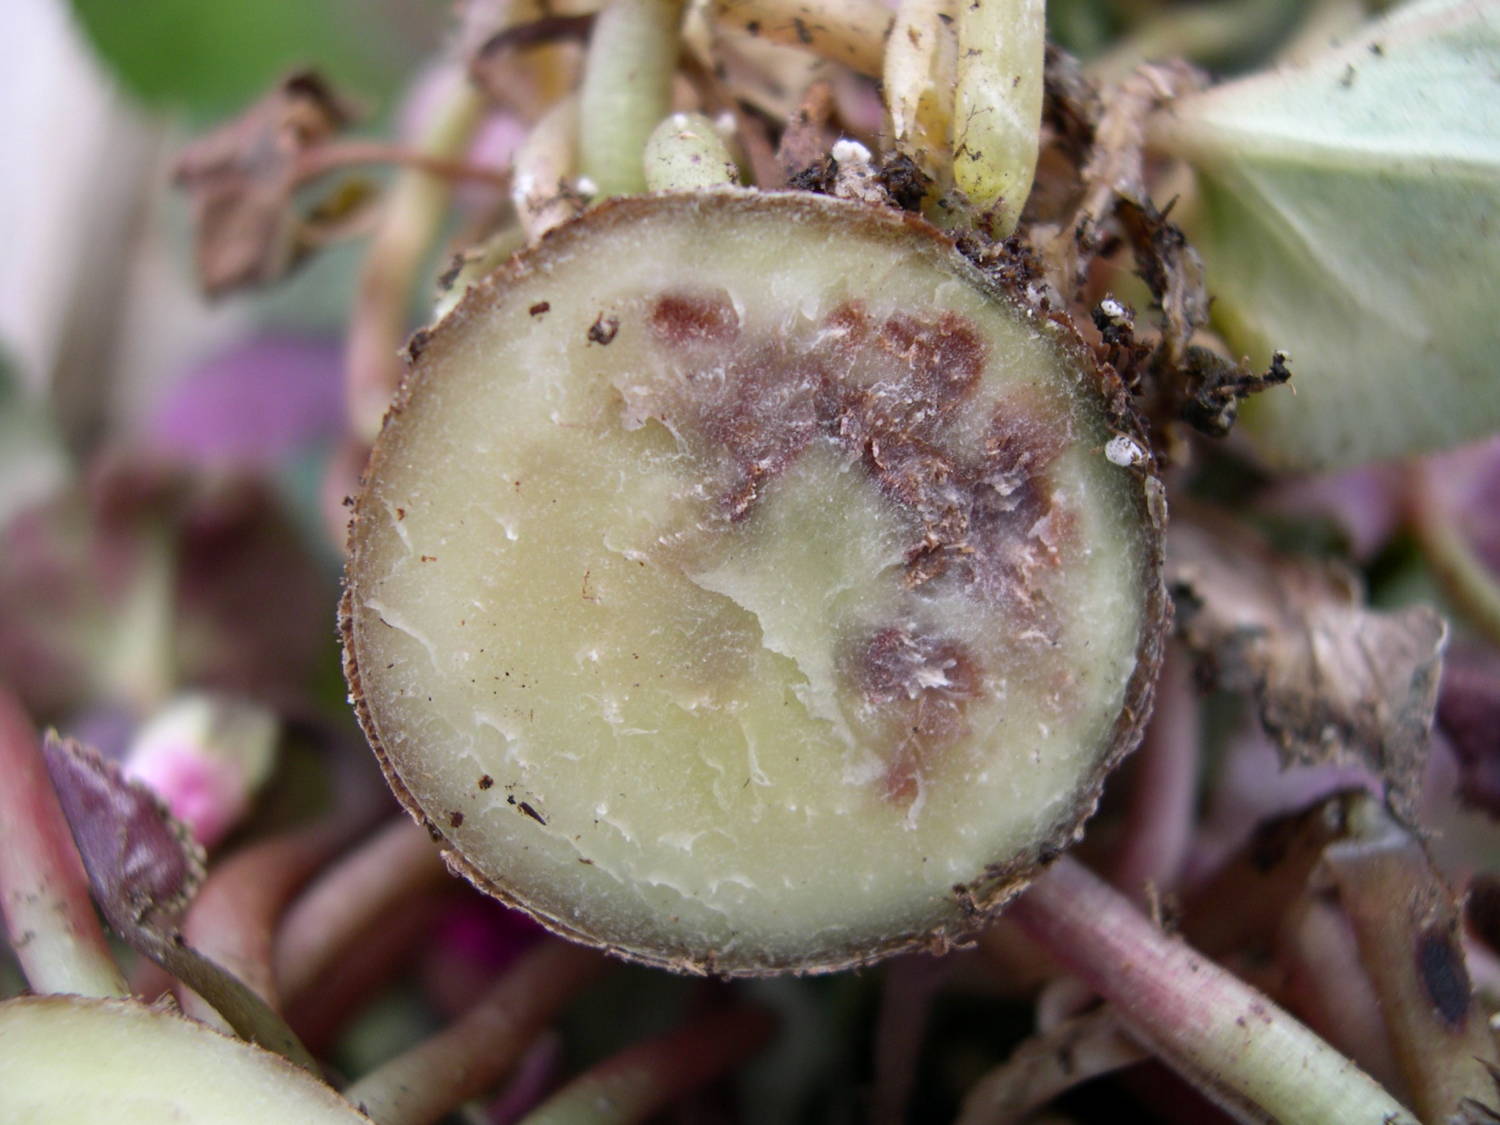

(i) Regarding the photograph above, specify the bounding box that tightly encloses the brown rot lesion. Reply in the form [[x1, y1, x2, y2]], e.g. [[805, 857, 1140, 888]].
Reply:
[[841, 626, 984, 808], [613, 286, 1086, 804]]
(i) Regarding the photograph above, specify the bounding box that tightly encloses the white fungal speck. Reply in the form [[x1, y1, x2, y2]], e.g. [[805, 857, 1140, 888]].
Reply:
[[1105, 434, 1149, 468], [1099, 298, 1127, 320]]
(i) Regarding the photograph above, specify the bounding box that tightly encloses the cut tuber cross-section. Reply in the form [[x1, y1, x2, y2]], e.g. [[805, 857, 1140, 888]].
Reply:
[[0, 997, 371, 1123], [342, 191, 1167, 975]]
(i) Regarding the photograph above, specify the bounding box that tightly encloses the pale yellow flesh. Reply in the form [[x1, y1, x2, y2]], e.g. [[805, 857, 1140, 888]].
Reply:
[[0, 997, 370, 1124], [349, 194, 1152, 970]]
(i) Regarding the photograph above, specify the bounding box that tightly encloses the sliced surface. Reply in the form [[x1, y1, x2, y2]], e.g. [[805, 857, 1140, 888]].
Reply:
[[345, 191, 1163, 972]]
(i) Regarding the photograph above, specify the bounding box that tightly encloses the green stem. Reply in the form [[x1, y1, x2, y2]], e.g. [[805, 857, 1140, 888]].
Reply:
[[1006, 856, 1418, 1125], [952, 0, 1046, 236], [578, 0, 684, 198], [0, 693, 128, 998], [347, 71, 486, 444], [643, 113, 740, 190]]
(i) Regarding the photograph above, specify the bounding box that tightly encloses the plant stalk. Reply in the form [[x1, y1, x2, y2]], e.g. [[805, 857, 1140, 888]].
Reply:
[[578, 0, 685, 197], [1006, 855, 1418, 1125], [343, 940, 605, 1125], [347, 71, 486, 444], [274, 817, 446, 1002], [0, 692, 127, 998]]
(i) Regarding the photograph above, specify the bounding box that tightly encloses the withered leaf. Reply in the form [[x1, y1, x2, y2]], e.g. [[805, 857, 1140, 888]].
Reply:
[[174, 71, 363, 296], [1169, 507, 1447, 821], [41, 732, 203, 930], [1043, 60, 1203, 298], [775, 81, 838, 187], [41, 733, 316, 1071]]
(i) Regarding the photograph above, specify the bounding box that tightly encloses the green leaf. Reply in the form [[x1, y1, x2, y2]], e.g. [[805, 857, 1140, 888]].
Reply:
[[1151, 0, 1500, 470], [67, 0, 436, 118]]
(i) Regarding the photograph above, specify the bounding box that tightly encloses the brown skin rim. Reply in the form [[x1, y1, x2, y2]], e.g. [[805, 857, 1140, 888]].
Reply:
[[340, 188, 1170, 978]]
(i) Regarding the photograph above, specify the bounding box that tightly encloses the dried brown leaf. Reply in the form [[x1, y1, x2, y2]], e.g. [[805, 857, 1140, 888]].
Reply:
[[955, 1007, 1147, 1125], [1044, 61, 1203, 299], [174, 71, 363, 296], [775, 80, 838, 186], [1169, 507, 1447, 821]]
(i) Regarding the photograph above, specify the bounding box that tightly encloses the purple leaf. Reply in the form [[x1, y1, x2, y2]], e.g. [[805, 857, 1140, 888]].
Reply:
[[41, 732, 203, 930], [148, 336, 344, 468]]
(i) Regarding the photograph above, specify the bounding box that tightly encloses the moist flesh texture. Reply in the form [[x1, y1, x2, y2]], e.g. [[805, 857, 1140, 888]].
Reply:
[[346, 194, 1156, 972], [0, 997, 370, 1124]]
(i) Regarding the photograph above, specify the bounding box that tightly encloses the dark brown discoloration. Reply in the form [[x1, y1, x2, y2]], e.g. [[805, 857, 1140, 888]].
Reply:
[[449, 810, 465, 828], [587, 313, 620, 345], [406, 327, 433, 362], [876, 153, 933, 212], [622, 290, 1076, 800], [518, 801, 547, 825], [845, 627, 983, 807], [1416, 924, 1472, 1030], [529, 301, 551, 317], [478, 774, 494, 790]]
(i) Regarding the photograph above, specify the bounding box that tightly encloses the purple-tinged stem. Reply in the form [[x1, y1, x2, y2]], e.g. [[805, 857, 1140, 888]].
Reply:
[[341, 940, 605, 1125], [178, 822, 351, 1022], [516, 1005, 775, 1125], [275, 816, 447, 1002], [871, 955, 949, 1125], [1111, 643, 1199, 896], [0, 690, 126, 998], [1006, 855, 1417, 1125], [287, 890, 449, 1055]]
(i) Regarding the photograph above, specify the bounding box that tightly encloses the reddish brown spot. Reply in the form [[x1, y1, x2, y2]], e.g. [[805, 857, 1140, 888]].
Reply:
[[649, 292, 740, 347], [823, 300, 873, 344], [477, 774, 494, 790], [877, 311, 984, 407], [587, 314, 619, 345], [448, 811, 464, 828], [529, 301, 551, 317], [846, 627, 982, 807]]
